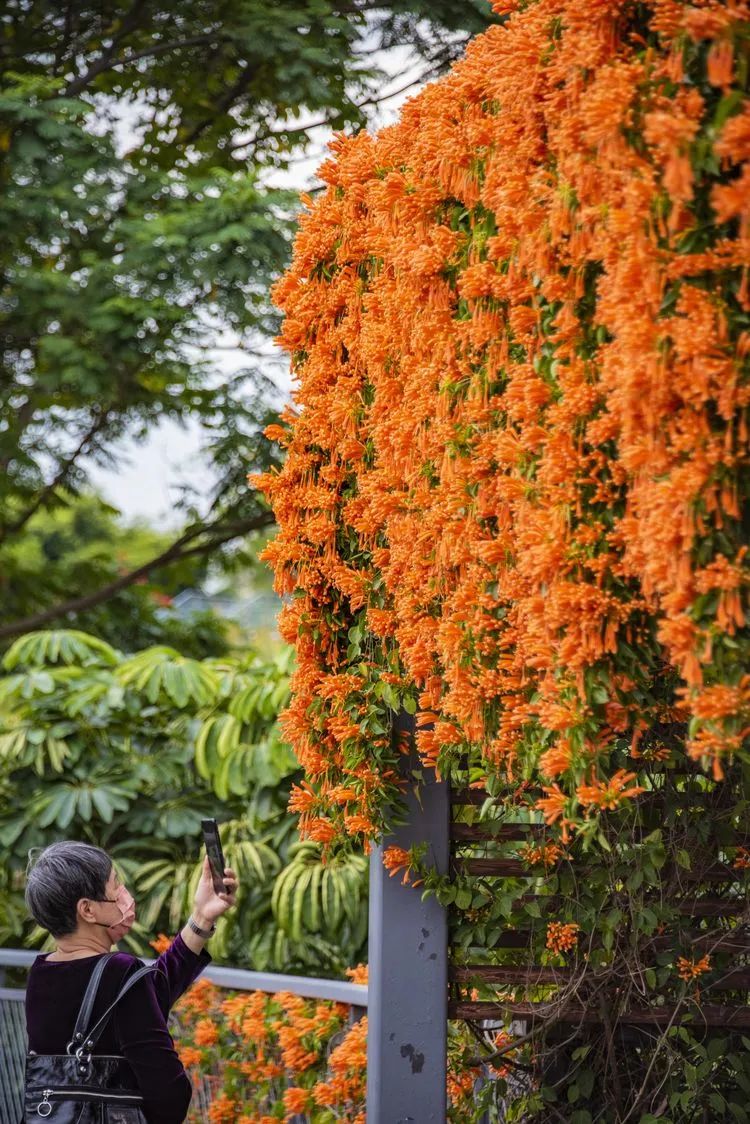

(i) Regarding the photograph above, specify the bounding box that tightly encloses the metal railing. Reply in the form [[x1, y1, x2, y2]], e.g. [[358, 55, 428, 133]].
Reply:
[[0, 947, 367, 1122]]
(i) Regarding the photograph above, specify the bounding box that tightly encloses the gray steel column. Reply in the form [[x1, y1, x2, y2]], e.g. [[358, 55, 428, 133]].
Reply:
[[366, 709, 449, 1123]]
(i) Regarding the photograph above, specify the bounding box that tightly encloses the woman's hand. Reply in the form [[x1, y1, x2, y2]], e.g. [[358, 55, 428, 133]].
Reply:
[[192, 856, 239, 928]]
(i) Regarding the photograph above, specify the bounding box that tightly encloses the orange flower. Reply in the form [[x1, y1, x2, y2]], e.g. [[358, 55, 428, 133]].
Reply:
[[283, 1087, 311, 1117], [149, 933, 173, 955], [517, 841, 565, 868], [734, 847, 750, 870], [382, 845, 413, 883], [346, 963, 369, 985], [576, 770, 645, 811], [255, 0, 750, 870], [546, 922, 580, 955], [208, 1096, 238, 1124], [177, 1046, 203, 1069], [193, 1018, 219, 1047], [539, 741, 572, 778], [536, 785, 567, 825], [677, 955, 711, 982], [177, 976, 219, 1016]]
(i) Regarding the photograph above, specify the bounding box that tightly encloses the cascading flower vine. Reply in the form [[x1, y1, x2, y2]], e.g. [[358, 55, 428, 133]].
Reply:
[[253, 0, 750, 853]]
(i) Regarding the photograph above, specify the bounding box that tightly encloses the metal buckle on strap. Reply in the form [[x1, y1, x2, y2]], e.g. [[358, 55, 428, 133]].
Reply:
[[74, 1045, 93, 1076], [65, 1031, 84, 1055]]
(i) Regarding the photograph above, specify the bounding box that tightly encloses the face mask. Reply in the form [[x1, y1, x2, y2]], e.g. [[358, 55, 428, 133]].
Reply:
[[94, 884, 136, 943]]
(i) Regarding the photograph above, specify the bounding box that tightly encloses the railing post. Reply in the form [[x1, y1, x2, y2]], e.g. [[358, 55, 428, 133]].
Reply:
[[367, 709, 449, 1122]]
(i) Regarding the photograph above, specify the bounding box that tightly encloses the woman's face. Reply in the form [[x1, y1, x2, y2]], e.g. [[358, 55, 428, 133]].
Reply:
[[83, 866, 137, 941]]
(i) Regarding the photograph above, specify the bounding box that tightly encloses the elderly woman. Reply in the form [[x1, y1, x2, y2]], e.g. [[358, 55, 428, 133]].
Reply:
[[24, 840, 238, 1124]]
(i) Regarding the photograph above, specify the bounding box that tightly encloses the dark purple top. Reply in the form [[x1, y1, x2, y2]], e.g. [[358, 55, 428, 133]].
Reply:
[[25, 933, 211, 1124]]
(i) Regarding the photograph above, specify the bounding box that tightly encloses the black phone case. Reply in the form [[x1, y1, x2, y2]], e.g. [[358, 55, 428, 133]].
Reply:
[[201, 819, 226, 893]]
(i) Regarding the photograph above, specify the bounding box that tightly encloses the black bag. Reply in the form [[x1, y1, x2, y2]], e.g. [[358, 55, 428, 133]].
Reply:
[[23, 952, 158, 1122]]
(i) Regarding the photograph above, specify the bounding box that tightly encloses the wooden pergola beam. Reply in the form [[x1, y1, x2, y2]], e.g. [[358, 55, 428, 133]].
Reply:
[[449, 1000, 750, 1028]]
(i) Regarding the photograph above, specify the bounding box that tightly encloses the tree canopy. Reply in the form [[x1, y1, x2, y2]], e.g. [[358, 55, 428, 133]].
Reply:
[[0, 0, 496, 640], [3, 1, 494, 166], [0, 493, 233, 656]]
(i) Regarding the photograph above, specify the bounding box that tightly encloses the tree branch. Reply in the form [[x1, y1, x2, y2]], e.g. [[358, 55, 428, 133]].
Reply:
[[65, 33, 217, 96], [231, 65, 440, 155], [0, 409, 111, 543], [0, 509, 275, 640], [55, 0, 147, 89], [0, 394, 37, 473], [180, 61, 259, 149]]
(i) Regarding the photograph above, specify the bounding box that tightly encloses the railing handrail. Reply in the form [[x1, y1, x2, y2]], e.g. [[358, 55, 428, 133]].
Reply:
[[0, 948, 367, 1007]]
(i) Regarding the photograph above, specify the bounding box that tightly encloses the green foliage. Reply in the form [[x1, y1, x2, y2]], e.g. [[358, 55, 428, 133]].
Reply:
[[7, 2, 494, 169], [420, 748, 750, 1123], [0, 629, 368, 976], [0, 494, 230, 656], [271, 840, 368, 945], [0, 1, 496, 641], [0, 72, 285, 640]]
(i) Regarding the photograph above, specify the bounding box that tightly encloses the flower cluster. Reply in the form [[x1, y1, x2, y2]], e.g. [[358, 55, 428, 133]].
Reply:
[[517, 841, 565, 868], [163, 953, 496, 1122], [546, 921, 581, 955], [676, 954, 712, 982], [254, 0, 750, 856], [169, 970, 365, 1123]]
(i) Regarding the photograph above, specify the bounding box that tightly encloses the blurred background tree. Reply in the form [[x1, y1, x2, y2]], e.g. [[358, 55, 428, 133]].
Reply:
[[0, 0, 496, 642], [1, 493, 231, 655]]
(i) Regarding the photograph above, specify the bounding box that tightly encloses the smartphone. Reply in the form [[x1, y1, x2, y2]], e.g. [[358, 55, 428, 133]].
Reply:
[[201, 818, 228, 894]]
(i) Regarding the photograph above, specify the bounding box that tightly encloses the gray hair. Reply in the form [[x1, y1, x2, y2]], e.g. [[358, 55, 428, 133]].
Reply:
[[25, 841, 113, 938]]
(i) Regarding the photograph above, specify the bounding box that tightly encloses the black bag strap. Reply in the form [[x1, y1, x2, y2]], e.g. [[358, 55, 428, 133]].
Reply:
[[67, 955, 160, 1055], [67, 952, 116, 1053], [80, 962, 159, 1051]]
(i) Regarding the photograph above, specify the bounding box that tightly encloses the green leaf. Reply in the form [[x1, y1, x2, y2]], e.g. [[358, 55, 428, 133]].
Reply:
[[676, 849, 691, 871], [455, 886, 473, 910]]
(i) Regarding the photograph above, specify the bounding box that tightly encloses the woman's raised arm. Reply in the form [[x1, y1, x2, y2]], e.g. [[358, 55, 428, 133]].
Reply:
[[113, 964, 193, 1124]]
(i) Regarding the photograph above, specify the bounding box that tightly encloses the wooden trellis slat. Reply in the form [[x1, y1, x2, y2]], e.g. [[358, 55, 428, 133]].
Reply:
[[451, 891, 747, 917], [448, 775, 750, 1040], [448, 1000, 750, 1028], [450, 822, 545, 842], [450, 964, 750, 990], [451, 789, 498, 805], [454, 857, 741, 882], [459, 929, 750, 953]]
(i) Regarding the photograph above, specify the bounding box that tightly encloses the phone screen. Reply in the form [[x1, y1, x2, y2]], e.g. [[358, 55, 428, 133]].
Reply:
[[201, 818, 227, 894]]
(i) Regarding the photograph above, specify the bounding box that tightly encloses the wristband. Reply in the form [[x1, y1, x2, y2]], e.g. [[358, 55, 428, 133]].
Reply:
[[187, 915, 216, 939]]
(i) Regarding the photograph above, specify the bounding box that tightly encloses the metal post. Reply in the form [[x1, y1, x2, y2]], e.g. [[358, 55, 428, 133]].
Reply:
[[366, 709, 449, 1123]]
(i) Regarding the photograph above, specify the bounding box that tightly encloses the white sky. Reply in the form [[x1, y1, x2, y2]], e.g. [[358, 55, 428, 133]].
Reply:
[[88, 46, 429, 526]]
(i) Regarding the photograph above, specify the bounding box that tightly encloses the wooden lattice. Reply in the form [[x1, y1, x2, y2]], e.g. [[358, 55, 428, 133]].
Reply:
[[448, 769, 750, 1032]]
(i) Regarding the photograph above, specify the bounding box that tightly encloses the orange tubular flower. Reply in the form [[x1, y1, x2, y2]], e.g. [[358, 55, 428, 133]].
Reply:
[[576, 770, 645, 812], [207, 1096, 238, 1124], [193, 1018, 219, 1048], [677, 955, 711, 982], [518, 842, 565, 868], [252, 0, 750, 861], [536, 785, 568, 825], [546, 921, 580, 954], [382, 845, 413, 884], [149, 933, 172, 955], [346, 963, 369, 985], [177, 1046, 203, 1070], [283, 1087, 311, 1117]]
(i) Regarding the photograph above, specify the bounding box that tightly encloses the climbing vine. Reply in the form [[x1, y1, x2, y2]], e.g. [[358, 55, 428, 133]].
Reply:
[[255, 0, 750, 1116]]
